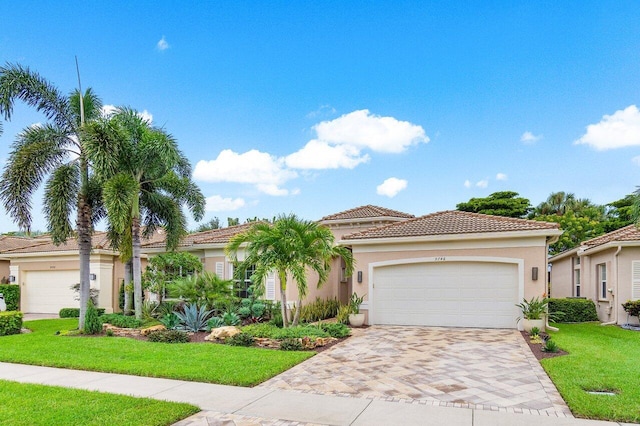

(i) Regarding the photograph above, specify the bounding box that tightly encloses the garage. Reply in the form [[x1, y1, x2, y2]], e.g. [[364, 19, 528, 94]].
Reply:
[[22, 270, 79, 313], [371, 260, 520, 328]]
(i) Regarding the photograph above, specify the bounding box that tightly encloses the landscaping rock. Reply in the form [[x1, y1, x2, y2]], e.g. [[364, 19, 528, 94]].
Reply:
[[102, 324, 143, 338], [204, 326, 241, 341], [140, 324, 166, 336]]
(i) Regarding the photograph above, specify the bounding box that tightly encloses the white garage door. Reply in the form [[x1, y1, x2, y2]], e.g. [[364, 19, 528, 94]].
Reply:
[[23, 270, 79, 313], [372, 261, 519, 328]]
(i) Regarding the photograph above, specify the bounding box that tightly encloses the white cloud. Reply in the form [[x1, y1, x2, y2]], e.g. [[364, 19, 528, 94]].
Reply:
[[205, 195, 245, 212], [138, 110, 153, 124], [520, 131, 542, 144], [306, 104, 336, 119], [575, 105, 640, 150], [101, 105, 152, 123], [496, 173, 508, 181], [464, 180, 471, 188], [285, 139, 370, 170], [314, 109, 428, 153], [157, 36, 170, 51], [632, 156, 640, 166], [376, 177, 407, 198], [193, 149, 297, 195], [476, 179, 489, 188]]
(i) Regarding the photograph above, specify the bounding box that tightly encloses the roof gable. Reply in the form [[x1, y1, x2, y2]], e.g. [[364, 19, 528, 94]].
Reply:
[[142, 223, 254, 249], [321, 205, 414, 222], [582, 224, 640, 251], [342, 210, 559, 240]]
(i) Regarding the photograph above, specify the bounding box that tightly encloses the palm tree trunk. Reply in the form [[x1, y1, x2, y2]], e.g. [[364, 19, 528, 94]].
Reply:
[[77, 188, 92, 329], [132, 216, 142, 320], [123, 259, 132, 315], [279, 271, 289, 328], [292, 297, 302, 326]]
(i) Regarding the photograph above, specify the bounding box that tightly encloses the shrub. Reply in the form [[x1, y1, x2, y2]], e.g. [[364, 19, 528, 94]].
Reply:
[[175, 303, 213, 332], [238, 306, 251, 318], [207, 316, 224, 330], [225, 332, 255, 347], [295, 297, 341, 323], [60, 307, 106, 318], [100, 314, 143, 329], [222, 311, 241, 326], [251, 303, 265, 318], [269, 307, 283, 327], [548, 298, 598, 322], [242, 323, 329, 339], [542, 338, 559, 353], [167, 272, 237, 310], [147, 329, 190, 343], [141, 301, 160, 320], [280, 338, 303, 351], [335, 305, 350, 325], [529, 326, 540, 337], [160, 312, 180, 330], [0, 311, 23, 336], [0, 285, 20, 311], [318, 322, 350, 338], [622, 300, 640, 318], [83, 300, 102, 335]]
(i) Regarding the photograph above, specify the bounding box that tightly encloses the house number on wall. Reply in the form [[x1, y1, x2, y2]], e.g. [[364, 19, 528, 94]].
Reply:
[[434, 257, 446, 261]]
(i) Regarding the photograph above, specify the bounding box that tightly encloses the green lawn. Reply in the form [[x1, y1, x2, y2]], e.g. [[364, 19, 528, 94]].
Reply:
[[542, 323, 640, 423], [0, 319, 313, 386], [0, 380, 199, 426]]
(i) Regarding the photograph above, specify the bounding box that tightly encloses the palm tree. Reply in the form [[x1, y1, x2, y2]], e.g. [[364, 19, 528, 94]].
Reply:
[[0, 63, 104, 328], [225, 214, 354, 327], [84, 108, 205, 319]]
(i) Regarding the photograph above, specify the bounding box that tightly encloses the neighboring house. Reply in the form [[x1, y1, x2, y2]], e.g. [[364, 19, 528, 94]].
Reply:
[[549, 224, 640, 325], [0, 235, 50, 281]]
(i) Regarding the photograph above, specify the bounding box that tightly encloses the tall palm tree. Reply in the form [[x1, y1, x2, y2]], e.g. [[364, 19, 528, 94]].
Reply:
[[0, 63, 104, 328], [84, 108, 205, 319], [225, 214, 354, 327]]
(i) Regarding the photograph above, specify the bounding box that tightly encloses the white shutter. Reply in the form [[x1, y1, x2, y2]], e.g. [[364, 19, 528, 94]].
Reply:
[[632, 261, 640, 300], [228, 263, 234, 281], [215, 262, 224, 279], [266, 271, 276, 300]]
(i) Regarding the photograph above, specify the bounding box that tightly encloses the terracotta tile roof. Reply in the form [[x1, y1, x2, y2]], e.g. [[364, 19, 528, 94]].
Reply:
[[141, 223, 254, 249], [3, 232, 115, 254], [342, 210, 560, 240], [582, 224, 640, 250], [0, 235, 51, 253], [321, 205, 415, 221]]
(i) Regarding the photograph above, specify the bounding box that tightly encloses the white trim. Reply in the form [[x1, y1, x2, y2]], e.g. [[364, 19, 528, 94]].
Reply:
[[351, 237, 548, 254], [367, 256, 525, 329], [580, 241, 640, 256], [343, 229, 561, 246]]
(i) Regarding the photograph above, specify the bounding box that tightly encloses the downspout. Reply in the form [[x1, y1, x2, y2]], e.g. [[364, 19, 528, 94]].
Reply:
[[601, 245, 622, 326], [545, 235, 559, 332]]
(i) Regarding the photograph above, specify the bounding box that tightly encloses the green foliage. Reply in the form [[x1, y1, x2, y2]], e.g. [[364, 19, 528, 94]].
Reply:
[[535, 211, 604, 255], [280, 338, 303, 351], [167, 272, 236, 311], [207, 316, 224, 330], [59, 307, 106, 318], [529, 326, 540, 337], [194, 217, 220, 232], [238, 306, 251, 318], [542, 338, 559, 353], [456, 191, 531, 218], [349, 293, 365, 314], [225, 332, 255, 347], [141, 300, 160, 321], [548, 298, 598, 322], [147, 329, 190, 343], [0, 285, 20, 311], [83, 300, 102, 335], [317, 322, 351, 338], [516, 297, 548, 320], [295, 297, 340, 322], [0, 311, 23, 336], [105, 328, 114, 337], [621, 300, 640, 317], [222, 311, 241, 326], [160, 312, 181, 330], [143, 252, 204, 299], [336, 305, 351, 325], [175, 303, 213, 332], [100, 313, 143, 329], [242, 323, 329, 339], [119, 282, 125, 310]]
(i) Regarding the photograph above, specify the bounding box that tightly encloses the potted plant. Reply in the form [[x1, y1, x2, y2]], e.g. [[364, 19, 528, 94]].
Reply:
[[348, 292, 366, 327], [516, 297, 548, 332]]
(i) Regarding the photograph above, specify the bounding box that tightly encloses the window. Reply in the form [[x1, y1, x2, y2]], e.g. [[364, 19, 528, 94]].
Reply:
[[234, 265, 256, 299], [598, 264, 607, 300], [574, 269, 581, 297]]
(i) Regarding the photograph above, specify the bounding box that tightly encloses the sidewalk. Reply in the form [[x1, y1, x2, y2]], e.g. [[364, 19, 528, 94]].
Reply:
[[0, 362, 630, 426]]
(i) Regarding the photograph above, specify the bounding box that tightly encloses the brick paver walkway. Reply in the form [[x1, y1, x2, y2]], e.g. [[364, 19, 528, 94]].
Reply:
[[259, 326, 571, 417]]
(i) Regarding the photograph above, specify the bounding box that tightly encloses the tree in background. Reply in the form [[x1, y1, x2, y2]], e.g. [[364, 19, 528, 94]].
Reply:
[[227, 217, 240, 226], [143, 252, 203, 304], [0, 63, 104, 328], [194, 217, 220, 232], [456, 191, 531, 218]]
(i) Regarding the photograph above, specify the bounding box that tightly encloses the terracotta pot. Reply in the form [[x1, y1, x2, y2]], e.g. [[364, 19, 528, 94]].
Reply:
[[348, 313, 365, 327]]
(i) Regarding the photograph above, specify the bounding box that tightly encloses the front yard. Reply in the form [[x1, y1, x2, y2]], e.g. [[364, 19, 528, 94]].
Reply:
[[0, 319, 313, 386], [543, 323, 640, 423]]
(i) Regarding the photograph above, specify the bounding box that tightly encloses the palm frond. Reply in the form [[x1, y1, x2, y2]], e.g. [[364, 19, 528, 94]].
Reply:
[[102, 173, 138, 234], [69, 88, 103, 126], [43, 163, 79, 244]]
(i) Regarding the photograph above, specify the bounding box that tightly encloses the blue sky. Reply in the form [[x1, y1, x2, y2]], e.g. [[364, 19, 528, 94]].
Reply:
[[1, 2, 640, 232]]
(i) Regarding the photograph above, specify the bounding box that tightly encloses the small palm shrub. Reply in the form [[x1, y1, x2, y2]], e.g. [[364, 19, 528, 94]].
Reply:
[[206, 316, 225, 330], [83, 300, 102, 335], [222, 311, 241, 326], [542, 338, 559, 353], [280, 338, 303, 351], [529, 326, 540, 337], [160, 312, 180, 330], [147, 329, 190, 343], [175, 303, 213, 332], [225, 333, 255, 347], [167, 272, 237, 311], [100, 314, 143, 329], [335, 305, 350, 325]]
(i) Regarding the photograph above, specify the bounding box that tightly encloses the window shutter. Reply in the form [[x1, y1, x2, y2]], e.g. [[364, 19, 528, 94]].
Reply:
[[228, 263, 234, 281], [215, 262, 224, 279], [266, 272, 276, 300], [632, 261, 640, 300]]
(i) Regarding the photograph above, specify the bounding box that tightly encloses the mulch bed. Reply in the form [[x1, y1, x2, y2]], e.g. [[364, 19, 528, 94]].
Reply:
[[520, 331, 568, 360]]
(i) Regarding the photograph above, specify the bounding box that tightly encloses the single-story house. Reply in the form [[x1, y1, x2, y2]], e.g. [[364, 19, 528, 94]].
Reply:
[[549, 224, 640, 325], [6, 205, 562, 329]]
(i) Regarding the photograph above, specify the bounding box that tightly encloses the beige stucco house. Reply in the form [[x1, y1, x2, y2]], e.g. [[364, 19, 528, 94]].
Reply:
[[6, 204, 562, 330], [549, 224, 640, 325]]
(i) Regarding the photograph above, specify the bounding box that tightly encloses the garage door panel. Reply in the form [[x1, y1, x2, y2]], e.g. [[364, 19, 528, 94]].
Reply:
[[24, 270, 79, 314], [373, 261, 519, 329]]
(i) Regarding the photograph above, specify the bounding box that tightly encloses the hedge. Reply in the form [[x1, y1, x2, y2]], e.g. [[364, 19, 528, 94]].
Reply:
[[59, 307, 106, 318], [548, 298, 598, 322], [0, 311, 23, 336], [0, 285, 20, 311]]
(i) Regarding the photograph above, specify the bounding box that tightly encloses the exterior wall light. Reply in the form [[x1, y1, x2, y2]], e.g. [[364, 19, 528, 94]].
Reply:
[[357, 271, 363, 283], [532, 267, 539, 281], [89, 273, 97, 281]]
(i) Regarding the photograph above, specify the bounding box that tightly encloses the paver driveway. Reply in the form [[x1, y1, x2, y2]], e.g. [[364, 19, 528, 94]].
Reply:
[[259, 326, 572, 417]]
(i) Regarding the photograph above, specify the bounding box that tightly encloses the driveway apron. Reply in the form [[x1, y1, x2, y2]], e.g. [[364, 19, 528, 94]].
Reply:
[[259, 326, 572, 417]]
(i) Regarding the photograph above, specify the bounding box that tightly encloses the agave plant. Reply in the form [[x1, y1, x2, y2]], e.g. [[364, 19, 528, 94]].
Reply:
[[175, 303, 214, 332]]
